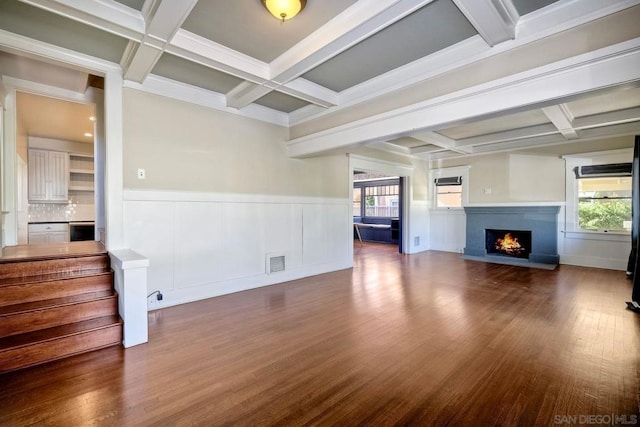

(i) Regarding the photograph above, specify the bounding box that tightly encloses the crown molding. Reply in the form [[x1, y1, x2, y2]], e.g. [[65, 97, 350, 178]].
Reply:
[[123, 74, 289, 127]]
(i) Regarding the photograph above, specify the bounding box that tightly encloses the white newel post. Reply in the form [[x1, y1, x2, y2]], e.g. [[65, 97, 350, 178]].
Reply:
[[109, 249, 150, 348]]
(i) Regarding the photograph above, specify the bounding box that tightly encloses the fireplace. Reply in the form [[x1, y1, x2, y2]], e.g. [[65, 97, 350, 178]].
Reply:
[[486, 229, 531, 259], [463, 205, 560, 266]]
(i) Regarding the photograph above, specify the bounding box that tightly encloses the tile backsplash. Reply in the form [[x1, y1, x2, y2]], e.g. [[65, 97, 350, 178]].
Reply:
[[28, 194, 95, 222]]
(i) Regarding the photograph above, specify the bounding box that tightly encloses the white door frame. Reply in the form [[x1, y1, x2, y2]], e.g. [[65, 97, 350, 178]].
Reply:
[[348, 154, 415, 259], [0, 31, 125, 250]]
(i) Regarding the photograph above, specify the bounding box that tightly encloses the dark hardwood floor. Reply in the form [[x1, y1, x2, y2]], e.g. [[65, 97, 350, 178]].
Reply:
[[1, 243, 639, 425]]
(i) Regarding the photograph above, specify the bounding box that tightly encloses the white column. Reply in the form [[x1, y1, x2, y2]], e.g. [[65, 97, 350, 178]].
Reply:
[[109, 249, 149, 348]]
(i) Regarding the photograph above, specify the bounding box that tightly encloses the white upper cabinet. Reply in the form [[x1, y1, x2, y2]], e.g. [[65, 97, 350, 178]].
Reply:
[[28, 149, 69, 203]]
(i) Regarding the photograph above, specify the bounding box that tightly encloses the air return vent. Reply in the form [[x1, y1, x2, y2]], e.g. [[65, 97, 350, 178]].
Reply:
[[267, 254, 286, 274]]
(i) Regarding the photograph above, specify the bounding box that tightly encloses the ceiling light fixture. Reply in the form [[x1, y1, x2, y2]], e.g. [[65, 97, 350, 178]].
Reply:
[[261, 0, 306, 23], [84, 132, 93, 137]]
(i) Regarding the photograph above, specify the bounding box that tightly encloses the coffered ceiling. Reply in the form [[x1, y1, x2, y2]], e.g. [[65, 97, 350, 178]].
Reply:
[[0, 0, 639, 160]]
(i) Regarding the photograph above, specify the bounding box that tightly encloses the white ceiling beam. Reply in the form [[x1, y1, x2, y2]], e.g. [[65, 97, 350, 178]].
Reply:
[[19, 0, 198, 83], [409, 144, 444, 154], [411, 131, 472, 154], [226, 0, 434, 109], [294, 0, 638, 127], [226, 82, 274, 110], [367, 141, 413, 156], [429, 121, 640, 160], [542, 104, 579, 139], [287, 38, 640, 158], [121, 0, 198, 83], [455, 123, 559, 147], [452, 0, 519, 47], [226, 77, 338, 110], [279, 78, 339, 108], [18, 0, 144, 40], [168, 30, 270, 83], [573, 106, 640, 129]]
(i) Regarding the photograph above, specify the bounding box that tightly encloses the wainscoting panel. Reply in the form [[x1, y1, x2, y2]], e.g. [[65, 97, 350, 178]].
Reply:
[[124, 201, 175, 293], [220, 203, 266, 281], [123, 190, 352, 309], [428, 209, 466, 253], [174, 202, 223, 288], [560, 232, 630, 270], [301, 204, 350, 266]]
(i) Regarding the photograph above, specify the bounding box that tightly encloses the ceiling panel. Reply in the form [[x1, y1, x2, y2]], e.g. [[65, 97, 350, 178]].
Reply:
[[511, 0, 559, 16], [438, 109, 551, 140], [0, 51, 90, 93], [302, 0, 478, 92], [567, 87, 640, 118], [152, 53, 244, 94], [0, 1, 129, 64], [182, 0, 358, 63], [17, 91, 95, 144], [113, 0, 146, 11], [254, 91, 310, 113], [387, 137, 429, 149]]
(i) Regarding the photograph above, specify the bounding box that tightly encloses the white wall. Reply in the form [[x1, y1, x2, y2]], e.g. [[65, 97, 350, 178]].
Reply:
[[122, 89, 352, 309], [124, 190, 351, 309]]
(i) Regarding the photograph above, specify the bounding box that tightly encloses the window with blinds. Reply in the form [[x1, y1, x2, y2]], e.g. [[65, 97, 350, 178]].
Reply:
[[574, 163, 632, 232], [435, 176, 463, 208]]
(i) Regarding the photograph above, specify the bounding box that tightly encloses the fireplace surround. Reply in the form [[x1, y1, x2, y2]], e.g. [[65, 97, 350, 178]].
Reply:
[[464, 205, 560, 266]]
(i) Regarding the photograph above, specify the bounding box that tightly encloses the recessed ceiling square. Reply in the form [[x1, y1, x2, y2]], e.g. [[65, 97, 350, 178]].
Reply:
[[152, 53, 244, 94], [0, 1, 128, 63], [254, 91, 310, 113], [302, 0, 478, 92], [113, 0, 146, 11], [511, 0, 559, 16], [182, 0, 358, 63]]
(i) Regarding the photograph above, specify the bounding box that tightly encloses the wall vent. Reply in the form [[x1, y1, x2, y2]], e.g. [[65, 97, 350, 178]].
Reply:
[[267, 255, 286, 274]]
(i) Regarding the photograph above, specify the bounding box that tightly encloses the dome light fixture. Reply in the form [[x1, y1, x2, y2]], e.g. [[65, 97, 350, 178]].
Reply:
[[261, 0, 307, 23]]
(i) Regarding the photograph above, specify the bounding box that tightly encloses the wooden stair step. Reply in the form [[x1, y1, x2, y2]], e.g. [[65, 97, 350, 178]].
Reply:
[[0, 255, 110, 280], [0, 290, 118, 337], [0, 242, 107, 263], [0, 315, 122, 374], [0, 270, 114, 307], [0, 268, 111, 287]]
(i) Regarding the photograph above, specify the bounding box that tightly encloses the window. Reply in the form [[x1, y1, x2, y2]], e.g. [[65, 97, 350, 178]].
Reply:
[[364, 184, 399, 217], [353, 179, 400, 218], [574, 163, 632, 232], [353, 187, 362, 216], [435, 176, 462, 208]]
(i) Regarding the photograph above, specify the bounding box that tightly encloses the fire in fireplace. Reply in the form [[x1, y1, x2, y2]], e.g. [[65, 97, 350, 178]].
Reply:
[[485, 229, 532, 259]]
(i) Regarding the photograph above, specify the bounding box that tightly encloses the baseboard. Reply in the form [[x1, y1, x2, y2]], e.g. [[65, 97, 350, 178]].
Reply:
[[560, 254, 626, 271], [148, 258, 353, 311]]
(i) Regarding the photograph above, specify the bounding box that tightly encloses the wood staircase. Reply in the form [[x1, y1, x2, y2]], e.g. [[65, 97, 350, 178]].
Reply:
[[0, 242, 122, 374]]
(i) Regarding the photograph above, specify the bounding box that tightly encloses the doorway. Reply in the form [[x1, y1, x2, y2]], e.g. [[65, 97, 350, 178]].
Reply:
[[352, 171, 403, 253], [0, 51, 105, 246], [349, 154, 415, 260]]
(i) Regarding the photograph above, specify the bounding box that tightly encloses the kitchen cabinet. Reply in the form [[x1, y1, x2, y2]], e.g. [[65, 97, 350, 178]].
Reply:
[[28, 149, 69, 203], [28, 223, 69, 244]]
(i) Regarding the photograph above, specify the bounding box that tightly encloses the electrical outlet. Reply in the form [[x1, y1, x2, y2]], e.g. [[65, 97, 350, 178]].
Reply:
[[137, 168, 146, 179], [414, 236, 420, 246]]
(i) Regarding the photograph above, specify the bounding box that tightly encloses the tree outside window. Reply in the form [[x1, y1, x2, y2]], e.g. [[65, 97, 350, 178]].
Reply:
[[578, 176, 632, 231]]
